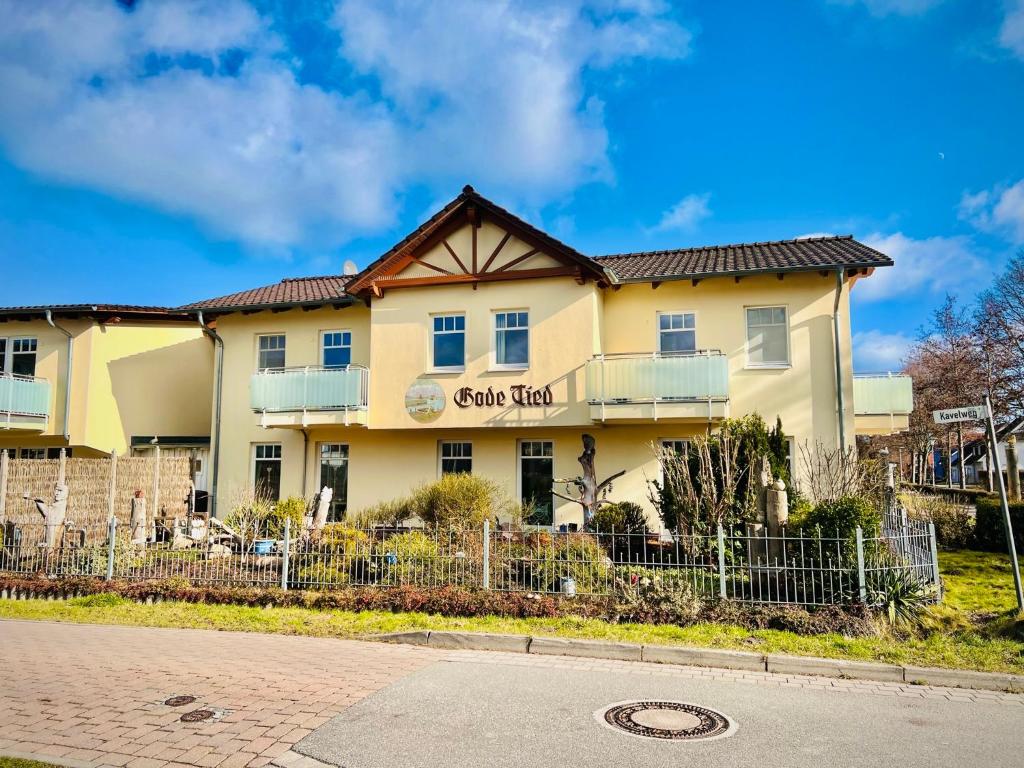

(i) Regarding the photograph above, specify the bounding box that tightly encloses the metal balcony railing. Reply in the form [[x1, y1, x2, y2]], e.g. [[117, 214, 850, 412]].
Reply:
[[250, 365, 369, 413], [0, 372, 51, 428], [853, 373, 913, 415], [585, 351, 730, 405]]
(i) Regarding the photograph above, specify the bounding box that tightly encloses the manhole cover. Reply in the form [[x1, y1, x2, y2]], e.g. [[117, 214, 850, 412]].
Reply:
[[596, 700, 735, 741], [164, 695, 197, 707], [180, 709, 216, 723]]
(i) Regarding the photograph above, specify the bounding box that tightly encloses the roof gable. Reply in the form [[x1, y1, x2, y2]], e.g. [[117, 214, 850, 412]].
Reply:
[[345, 185, 607, 296]]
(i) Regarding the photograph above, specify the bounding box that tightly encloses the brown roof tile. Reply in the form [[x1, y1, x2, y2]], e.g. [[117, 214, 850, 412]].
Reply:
[[181, 275, 352, 311], [594, 235, 892, 281]]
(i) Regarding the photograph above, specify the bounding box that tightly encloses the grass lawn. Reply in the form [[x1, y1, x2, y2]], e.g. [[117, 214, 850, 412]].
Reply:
[[1, 550, 1021, 675], [0, 759, 61, 768]]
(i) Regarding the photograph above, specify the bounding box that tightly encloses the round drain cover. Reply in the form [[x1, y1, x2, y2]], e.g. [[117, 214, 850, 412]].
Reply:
[[180, 709, 216, 723], [597, 700, 735, 741], [164, 695, 197, 707]]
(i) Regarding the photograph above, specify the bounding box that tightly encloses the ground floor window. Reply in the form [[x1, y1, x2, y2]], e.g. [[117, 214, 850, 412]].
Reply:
[[519, 440, 553, 526], [319, 443, 349, 521], [439, 441, 472, 475], [253, 444, 282, 501], [660, 438, 690, 456], [19, 448, 46, 459]]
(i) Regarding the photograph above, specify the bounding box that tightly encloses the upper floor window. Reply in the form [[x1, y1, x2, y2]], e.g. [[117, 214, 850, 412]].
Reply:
[[657, 313, 696, 354], [440, 441, 473, 474], [745, 307, 789, 367], [1, 337, 38, 377], [322, 331, 352, 368], [257, 334, 286, 371], [494, 311, 529, 369], [432, 314, 465, 371]]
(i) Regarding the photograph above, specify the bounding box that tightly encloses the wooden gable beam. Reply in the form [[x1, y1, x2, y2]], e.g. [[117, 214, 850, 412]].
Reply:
[[441, 239, 470, 274], [493, 248, 539, 273], [480, 231, 512, 274]]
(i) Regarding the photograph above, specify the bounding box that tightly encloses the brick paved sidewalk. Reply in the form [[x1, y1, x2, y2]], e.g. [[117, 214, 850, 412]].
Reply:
[[0, 621, 441, 768], [1, 620, 1021, 768]]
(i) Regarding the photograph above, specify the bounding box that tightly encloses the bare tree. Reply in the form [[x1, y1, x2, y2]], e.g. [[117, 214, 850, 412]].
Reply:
[[553, 434, 625, 523], [976, 249, 1024, 419]]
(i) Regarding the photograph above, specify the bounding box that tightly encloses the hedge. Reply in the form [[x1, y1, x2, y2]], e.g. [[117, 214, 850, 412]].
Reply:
[[974, 496, 1024, 552]]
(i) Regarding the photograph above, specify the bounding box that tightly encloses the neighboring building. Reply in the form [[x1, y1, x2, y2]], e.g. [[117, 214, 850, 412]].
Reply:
[[186, 186, 912, 525], [0, 305, 214, 488], [952, 416, 1024, 488]]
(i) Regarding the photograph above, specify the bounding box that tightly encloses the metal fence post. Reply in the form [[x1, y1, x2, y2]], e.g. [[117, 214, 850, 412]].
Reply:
[[928, 521, 941, 600], [280, 517, 290, 591], [717, 524, 726, 598], [482, 520, 490, 590], [105, 516, 117, 581], [855, 526, 867, 603]]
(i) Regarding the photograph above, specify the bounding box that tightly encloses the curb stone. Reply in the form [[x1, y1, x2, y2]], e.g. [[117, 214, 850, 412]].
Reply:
[[766, 654, 904, 682], [370, 630, 1024, 693], [529, 636, 643, 661]]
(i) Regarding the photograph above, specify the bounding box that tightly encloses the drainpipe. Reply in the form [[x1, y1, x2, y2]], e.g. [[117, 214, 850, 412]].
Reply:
[[301, 428, 309, 497], [197, 311, 224, 518], [44, 310, 73, 443], [832, 269, 847, 451]]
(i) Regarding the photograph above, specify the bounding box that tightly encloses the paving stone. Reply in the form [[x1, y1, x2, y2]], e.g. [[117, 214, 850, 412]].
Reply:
[[765, 654, 904, 682], [903, 665, 1023, 692], [528, 636, 642, 661], [641, 644, 766, 671]]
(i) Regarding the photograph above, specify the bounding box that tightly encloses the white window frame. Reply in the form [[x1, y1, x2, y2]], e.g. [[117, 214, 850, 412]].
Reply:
[[321, 329, 352, 368], [655, 311, 697, 355], [429, 313, 466, 373], [251, 443, 282, 497], [744, 305, 790, 369], [256, 334, 286, 371], [490, 309, 530, 371], [659, 438, 690, 456], [516, 439, 555, 528], [438, 440, 473, 475], [1, 336, 38, 376]]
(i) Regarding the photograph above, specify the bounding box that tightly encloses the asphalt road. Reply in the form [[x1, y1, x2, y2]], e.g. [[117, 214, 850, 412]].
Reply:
[[296, 657, 1024, 768]]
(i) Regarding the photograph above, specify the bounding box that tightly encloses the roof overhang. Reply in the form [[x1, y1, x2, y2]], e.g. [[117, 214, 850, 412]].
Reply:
[[0, 306, 195, 323]]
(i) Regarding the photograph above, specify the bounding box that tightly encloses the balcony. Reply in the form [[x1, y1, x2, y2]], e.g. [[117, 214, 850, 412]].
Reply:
[[853, 373, 913, 435], [585, 352, 730, 422], [0, 372, 50, 431], [250, 366, 369, 428]]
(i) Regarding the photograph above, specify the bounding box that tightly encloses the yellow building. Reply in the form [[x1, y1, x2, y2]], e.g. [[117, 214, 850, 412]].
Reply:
[[0, 305, 214, 486], [188, 186, 912, 525]]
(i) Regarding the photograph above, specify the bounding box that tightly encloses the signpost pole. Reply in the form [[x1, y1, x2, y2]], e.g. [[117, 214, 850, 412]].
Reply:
[[983, 394, 1024, 612]]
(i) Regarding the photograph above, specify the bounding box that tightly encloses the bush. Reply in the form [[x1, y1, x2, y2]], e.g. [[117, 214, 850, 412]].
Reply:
[[612, 575, 703, 625], [410, 474, 514, 529], [267, 497, 306, 540], [901, 493, 975, 549], [494, 532, 611, 594], [587, 501, 650, 534], [795, 496, 881, 540], [973, 496, 1024, 552], [866, 566, 937, 628], [348, 497, 417, 528]]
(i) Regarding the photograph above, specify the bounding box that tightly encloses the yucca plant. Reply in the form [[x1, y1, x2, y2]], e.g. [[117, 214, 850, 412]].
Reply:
[[868, 566, 937, 627]]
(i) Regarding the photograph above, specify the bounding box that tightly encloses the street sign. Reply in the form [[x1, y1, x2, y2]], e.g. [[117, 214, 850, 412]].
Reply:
[[933, 405, 987, 424]]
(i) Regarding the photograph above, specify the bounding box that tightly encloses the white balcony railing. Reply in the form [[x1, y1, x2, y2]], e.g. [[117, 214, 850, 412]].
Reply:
[[0, 372, 50, 429], [585, 351, 730, 406], [250, 365, 369, 414], [853, 373, 913, 415]]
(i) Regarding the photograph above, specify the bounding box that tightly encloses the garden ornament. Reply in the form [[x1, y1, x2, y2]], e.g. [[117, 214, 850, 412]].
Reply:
[[130, 490, 147, 547], [311, 486, 333, 532], [25, 482, 68, 548]]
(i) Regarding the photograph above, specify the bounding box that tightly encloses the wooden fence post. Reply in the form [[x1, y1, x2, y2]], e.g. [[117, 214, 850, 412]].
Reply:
[[107, 450, 118, 522], [0, 449, 8, 523], [58, 448, 66, 486], [151, 444, 161, 541]]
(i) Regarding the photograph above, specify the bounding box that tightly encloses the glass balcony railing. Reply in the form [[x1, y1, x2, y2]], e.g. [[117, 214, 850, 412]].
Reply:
[[585, 351, 729, 404], [0, 372, 50, 426], [853, 373, 913, 415], [250, 366, 369, 413]]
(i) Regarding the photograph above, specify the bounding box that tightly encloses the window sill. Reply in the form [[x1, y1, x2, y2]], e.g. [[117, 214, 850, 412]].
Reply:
[[488, 364, 529, 373], [745, 363, 791, 371], [426, 367, 465, 375]]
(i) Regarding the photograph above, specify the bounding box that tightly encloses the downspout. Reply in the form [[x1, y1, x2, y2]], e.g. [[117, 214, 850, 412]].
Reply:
[[44, 310, 73, 443], [301, 428, 309, 497], [197, 311, 224, 518], [832, 269, 847, 450]]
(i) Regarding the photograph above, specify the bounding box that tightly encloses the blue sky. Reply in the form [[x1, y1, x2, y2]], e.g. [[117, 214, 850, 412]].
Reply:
[[1, 0, 1022, 372]]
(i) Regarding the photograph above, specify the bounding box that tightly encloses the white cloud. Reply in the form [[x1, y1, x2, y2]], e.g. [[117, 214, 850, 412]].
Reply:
[[826, 0, 945, 17], [650, 192, 711, 232], [853, 329, 913, 372], [958, 179, 1024, 243], [1000, 0, 1024, 59], [853, 231, 985, 301], [0, 0, 691, 247]]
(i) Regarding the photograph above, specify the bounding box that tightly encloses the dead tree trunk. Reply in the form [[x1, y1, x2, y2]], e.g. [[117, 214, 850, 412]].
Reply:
[[553, 434, 625, 524]]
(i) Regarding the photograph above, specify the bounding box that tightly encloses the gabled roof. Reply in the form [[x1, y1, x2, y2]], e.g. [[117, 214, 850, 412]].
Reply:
[[595, 235, 893, 282], [0, 304, 193, 322], [344, 185, 606, 295], [182, 276, 353, 314]]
